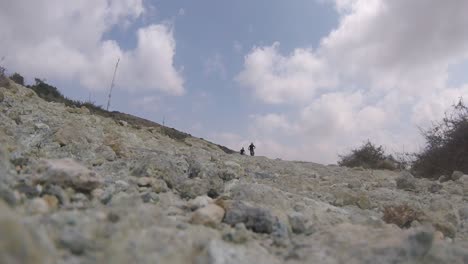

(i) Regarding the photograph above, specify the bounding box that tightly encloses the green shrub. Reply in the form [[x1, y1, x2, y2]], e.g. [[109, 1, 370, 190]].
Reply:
[[338, 141, 398, 170], [0, 65, 9, 87], [9, 73, 24, 86], [412, 99, 468, 179]]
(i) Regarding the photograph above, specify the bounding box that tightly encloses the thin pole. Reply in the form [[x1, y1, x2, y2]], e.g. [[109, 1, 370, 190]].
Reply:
[[106, 58, 120, 111]]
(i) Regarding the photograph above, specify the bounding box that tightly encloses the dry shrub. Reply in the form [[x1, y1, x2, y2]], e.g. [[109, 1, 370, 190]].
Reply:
[[382, 204, 423, 228]]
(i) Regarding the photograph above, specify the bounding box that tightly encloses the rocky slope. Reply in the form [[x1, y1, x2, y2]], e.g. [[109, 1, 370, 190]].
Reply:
[[1, 78, 468, 264]]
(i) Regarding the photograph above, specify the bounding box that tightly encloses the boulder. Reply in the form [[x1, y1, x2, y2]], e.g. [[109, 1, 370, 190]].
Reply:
[[34, 159, 103, 192], [190, 203, 225, 227], [396, 171, 417, 191], [222, 200, 276, 234], [452, 171, 465, 181]]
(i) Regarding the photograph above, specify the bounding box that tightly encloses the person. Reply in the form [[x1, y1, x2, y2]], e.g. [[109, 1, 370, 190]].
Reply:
[[248, 142, 256, 156], [240, 147, 245, 155]]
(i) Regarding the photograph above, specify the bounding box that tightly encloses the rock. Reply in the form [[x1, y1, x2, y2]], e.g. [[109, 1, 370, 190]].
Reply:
[[396, 171, 417, 191], [0, 90, 4, 102], [118, 120, 128, 127], [288, 212, 309, 234], [115, 180, 130, 191], [15, 182, 40, 198], [433, 220, 457, 238], [27, 197, 50, 214], [0, 183, 18, 206], [151, 179, 169, 193], [356, 193, 371, 209], [141, 192, 159, 203], [95, 145, 117, 162], [332, 190, 370, 209], [223, 200, 276, 234], [71, 192, 88, 203], [222, 223, 249, 244], [195, 239, 281, 264], [207, 189, 220, 199], [43, 184, 69, 205], [59, 227, 89, 255], [187, 195, 213, 211], [34, 159, 103, 192], [404, 229, 434, 258], [137, 177, 153, 187], [100, 189, 113, 205], [452, 171, 464, 181], [177, 177, 224, 199], [42, 194, 59, 210], [428, 183, 442, 193], [91, 188, 105, 200], [219, 161, 242, 181], [0, 201, 53, 263], [272, 220, 290, 247], [439, 175, 451, 183], [53, 123, 89, 147], [253, 172, 276, 179], [190, 203, 225, 227], [459, 206, 468, 221], [347, 179, 362, 189], [434, 230, 445, 241], [107, 212, 120, 223]]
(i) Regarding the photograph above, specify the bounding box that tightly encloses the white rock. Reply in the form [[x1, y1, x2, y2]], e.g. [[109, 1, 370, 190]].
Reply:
[[28, 198, 50, 214], [188, 195, 213, 211], [34, 159, 103, 192]]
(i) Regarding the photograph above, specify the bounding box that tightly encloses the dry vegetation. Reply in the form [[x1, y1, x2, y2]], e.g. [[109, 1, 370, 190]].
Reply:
[[382, 204, 423, 228]]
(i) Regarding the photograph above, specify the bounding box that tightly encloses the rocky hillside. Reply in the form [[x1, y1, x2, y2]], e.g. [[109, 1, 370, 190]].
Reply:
[[1, 78, 468, 264]]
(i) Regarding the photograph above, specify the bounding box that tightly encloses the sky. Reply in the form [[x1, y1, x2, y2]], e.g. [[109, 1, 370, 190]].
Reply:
[[1, 0, 468, 163]]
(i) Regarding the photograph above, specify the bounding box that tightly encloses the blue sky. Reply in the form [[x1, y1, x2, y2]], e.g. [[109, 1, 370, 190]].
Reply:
[[2, 0, 468, 163]]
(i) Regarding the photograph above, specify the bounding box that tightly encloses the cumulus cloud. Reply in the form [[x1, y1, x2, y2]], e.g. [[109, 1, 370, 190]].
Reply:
[[237, 43, 336, 104], [0, 0, 184, 95], [237, 0, 468, 163]]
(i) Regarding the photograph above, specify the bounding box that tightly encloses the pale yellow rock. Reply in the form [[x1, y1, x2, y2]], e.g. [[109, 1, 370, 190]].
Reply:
[[434, 230, 444, 241], [42, 195, 59, 210], [190, 203, 225, 227]]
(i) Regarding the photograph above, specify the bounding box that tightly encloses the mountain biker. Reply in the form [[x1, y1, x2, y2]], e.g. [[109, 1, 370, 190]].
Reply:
[[248, 143, 256, 156], [240, 147, 245, 155]]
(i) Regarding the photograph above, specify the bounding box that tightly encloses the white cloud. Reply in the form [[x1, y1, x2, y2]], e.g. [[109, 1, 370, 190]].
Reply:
[[130, 95, 160, 112], [178, 8, 186, 16], [233, 41, 243, 53], [237, 43, 336, 104], [0, 0, 184, 95], [204, 53, 227, 79], [237, 0, 468, 163]]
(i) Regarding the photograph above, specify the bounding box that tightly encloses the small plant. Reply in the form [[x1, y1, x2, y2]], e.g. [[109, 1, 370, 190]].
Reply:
[[338, 141, 398, 170], [382, 204, 422, 228]]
